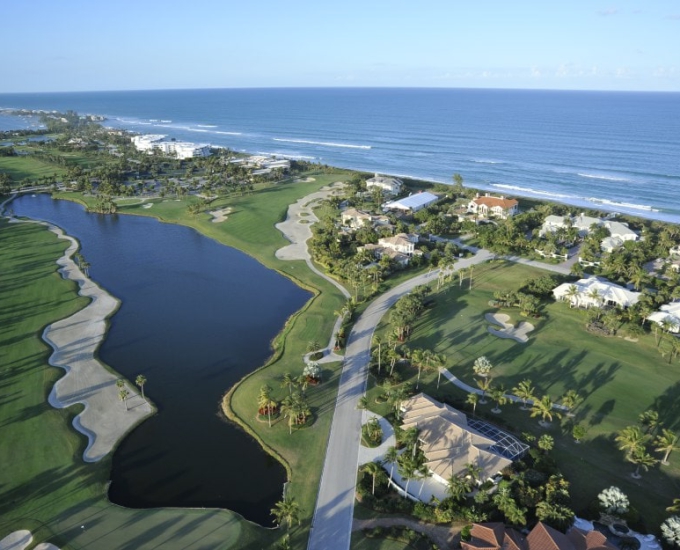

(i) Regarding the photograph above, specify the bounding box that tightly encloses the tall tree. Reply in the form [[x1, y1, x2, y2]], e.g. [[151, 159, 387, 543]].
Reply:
[[270, 497, 302, 529], [384, 445, 399, 485], [512, 379, 535, 410], [531, 395, 561, 426], [655, 429, 680, 465], [135, 374, 147, 401], [362, 461, 386, 496]]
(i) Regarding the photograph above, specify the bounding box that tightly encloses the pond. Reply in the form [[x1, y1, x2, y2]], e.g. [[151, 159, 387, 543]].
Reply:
[[10, 194, 311, 525]]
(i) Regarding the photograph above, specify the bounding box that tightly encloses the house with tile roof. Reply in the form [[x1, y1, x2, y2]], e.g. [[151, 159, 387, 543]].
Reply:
[[647, 302, 680, 333], [461, 522, 614, 550], [400, 394, 527, 487], [468, 194, 519, 219]]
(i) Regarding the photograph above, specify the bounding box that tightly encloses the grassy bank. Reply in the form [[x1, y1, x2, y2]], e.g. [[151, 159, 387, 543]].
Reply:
[[366, 260, 679, 531], [0, 218, 274, 549]]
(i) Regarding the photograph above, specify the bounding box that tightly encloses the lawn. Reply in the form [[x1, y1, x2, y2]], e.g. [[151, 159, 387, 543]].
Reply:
[[0, 154, 67, 182], [0, 218, 273, 549], [368, 260, 680, 532]]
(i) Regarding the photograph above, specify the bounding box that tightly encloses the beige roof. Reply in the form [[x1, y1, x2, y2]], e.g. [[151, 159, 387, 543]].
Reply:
[[401, 394, 511, 481], [473, 196, 518, 209]]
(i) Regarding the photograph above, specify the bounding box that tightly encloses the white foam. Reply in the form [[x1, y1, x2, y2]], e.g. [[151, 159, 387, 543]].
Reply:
[[491, 183, 575, 200], [197, 124, 217, 128], [272, 138, 371, 150], [578, 173, 629, 182], [586, 197, 658, 212], [472, 159, 502, 164]]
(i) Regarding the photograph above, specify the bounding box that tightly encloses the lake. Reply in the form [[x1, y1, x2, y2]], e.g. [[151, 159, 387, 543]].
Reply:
[[10, 194, 311, 525]]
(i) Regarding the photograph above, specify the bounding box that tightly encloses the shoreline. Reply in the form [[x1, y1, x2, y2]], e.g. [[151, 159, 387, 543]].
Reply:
[[4, 206, 154, 462]]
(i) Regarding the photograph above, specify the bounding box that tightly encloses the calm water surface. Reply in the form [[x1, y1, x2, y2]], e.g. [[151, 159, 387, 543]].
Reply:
[[11, 194, 310, 524]]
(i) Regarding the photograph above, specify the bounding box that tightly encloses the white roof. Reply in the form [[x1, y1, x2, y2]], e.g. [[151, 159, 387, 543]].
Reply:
[[385, 192, 438, 210], [553, 276, 641, 308], [647, 302, 680, 331]]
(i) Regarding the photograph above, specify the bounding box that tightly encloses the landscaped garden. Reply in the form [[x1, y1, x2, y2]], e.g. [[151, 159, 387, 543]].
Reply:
[[364, 259, 680, 531]]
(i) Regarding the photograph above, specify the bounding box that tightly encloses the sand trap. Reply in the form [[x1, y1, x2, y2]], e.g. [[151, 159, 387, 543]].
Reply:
[[7, 218, 154, 462], [208, 207, 232, 223], [0, 531, 33, 550], [294, 177, 316, 183], [485, 312, 534, 343], [142, 203, 153, 209]]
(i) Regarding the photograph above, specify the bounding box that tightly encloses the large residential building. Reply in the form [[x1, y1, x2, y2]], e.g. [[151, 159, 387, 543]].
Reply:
[[552, 276, 641, 309], [461, 522, 615, 550], [131, 134, 211, 159], [400, 394, 527, 487], [540, 214, 638, 252], [378, 233, 418, 255], [647, 302, 680, 333], [384, 191, 439, 213], [467, 194, 519, 219], [366, 173, 403, 195]]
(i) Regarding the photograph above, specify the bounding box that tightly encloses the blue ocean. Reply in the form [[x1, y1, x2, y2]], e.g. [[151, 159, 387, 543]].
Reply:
[[1, 88, 679, 222]]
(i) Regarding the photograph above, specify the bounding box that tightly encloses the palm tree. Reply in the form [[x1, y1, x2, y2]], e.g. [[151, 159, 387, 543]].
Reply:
[[630, 447, 657, 478], [373, 335, 383, 373], [531, 395, 561, 426], [119, 388, 130, 411], [615, 425, 645, 461], [116, 379, 125, 390], [538, 434, 555, 453], [429, 352, 446, 389], [564, 284, 580, 308], [560, 390, 582, 415], [667, 498, 680, 513], [362, 461, 386, 495], [466, 392, 479, 415], [270, 496, 302, 529], [384, 445, 399, 485], [397, 454, 418, 498], [464, 462, 483, 486], [639, 410, 660, 435], [281, 372, 296, 396], [447, 474, 472, 502], [135, 375, 147, 400], [489, 385, 508, 414], [306, 340, 321, 353], [390, 385, 410, 420], [409, 348, 426, 390], [655, 429, 679, 465], [476, 377, 492, 404], [258, 385, 276, 428], [512, 379, 535, 410]]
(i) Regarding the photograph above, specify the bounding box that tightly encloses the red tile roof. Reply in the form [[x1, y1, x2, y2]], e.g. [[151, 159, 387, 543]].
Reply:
[[474, 196, 519, 209]]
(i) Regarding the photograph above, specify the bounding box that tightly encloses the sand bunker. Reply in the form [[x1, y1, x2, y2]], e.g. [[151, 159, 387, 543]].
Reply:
[[0, 531, 61, 550], [294, 177, 316, 183], [208, 207, 232, 223], [485, 312, 534, 343]]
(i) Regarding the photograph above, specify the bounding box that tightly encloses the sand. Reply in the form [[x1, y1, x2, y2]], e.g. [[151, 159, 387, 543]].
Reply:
[[485, 312, 534, 343]]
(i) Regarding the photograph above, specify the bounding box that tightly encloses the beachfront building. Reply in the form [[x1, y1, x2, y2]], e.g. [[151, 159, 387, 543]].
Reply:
[[131, 134, 211, 159], [366, 173, 403, 195], [647, 302, 680, 333], [467, 194, 519, 220], [540, 214, 638, 251], [384, 191, 439, 213], [552, 276, 641, 309], [461, 522, 615, 550], [400, 394, 527, 488]]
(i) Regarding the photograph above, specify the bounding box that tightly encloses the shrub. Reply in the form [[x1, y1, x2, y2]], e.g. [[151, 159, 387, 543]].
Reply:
[[662, 516, 680, 548], [598, 486, 629, 516]]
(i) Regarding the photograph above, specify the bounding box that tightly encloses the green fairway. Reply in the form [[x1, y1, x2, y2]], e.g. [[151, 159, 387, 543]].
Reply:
[[369, 260, 680, 530], [0, 218, 276, 549], [0, 154, 67, 182]]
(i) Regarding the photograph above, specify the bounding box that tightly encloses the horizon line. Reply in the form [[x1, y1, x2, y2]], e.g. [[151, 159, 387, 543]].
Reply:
[[1, 85, 680, 95]]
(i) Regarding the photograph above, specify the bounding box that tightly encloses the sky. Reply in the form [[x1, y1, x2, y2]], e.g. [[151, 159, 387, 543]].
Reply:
[[2, 0, 679, 93]]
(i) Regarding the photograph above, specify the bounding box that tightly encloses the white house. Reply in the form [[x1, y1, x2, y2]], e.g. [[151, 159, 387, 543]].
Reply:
[[467, 194, 519, 219], [366, 173, 402, 195], [384, 191, 439, 213], [670, 245, 680, 257], [647, 302, 680, 333], [378, 233, 418, 255], [540, 214, 638, 252], [552, 276, 641, 309]]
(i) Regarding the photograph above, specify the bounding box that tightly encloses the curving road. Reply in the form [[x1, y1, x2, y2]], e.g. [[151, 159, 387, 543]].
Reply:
[[307, 249, 493, 550]]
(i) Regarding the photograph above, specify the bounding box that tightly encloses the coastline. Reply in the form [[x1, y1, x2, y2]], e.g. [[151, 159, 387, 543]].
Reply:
[[5, 208, 154, 462]]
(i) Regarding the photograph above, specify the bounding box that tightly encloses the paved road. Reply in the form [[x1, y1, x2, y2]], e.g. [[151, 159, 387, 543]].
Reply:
[[307, 250, 493, 550]]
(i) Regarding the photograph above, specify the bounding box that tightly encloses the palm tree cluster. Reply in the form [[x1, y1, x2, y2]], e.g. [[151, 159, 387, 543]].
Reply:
[[615, 410, 679, 477], [389, 287, 431, 342]]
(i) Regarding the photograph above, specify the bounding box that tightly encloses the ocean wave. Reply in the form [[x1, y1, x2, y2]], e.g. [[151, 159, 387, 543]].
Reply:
[[586, 197, 659, 212], [491, 183, 575, 200], [272, 138, 371, 150], [577, 173, 629, 182], [472, 158, 502, 164], [197, 124, 217, 128], [256, 151, 316, 160]]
